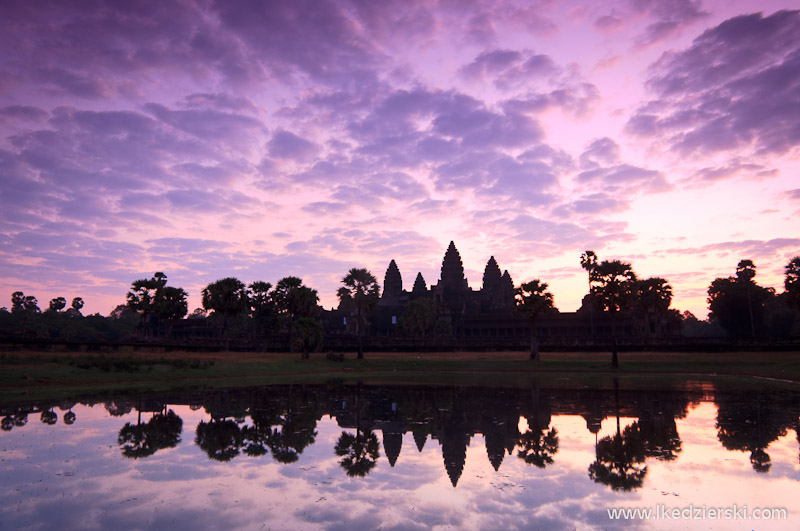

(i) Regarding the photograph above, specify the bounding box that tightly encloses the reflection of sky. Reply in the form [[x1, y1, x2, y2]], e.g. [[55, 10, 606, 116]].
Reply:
[[2, 401, 799, 530]]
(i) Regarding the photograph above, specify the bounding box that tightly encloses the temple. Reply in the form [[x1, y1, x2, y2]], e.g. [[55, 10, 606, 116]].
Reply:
[[368, 241, 526, 340], [325, 241, 681, 349]]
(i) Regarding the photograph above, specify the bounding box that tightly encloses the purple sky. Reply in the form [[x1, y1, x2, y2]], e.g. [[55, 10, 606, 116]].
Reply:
[[1, 0, 798, 318]]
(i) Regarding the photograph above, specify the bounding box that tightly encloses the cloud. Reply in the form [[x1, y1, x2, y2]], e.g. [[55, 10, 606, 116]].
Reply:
[[268, 129, 319, 161], [551, 193, 630, 218], [178, 93, 259, 114], [143, 103, 265, 142], [459, 48, 583, 99], [579, 137, 620, 169], [0, 105, 49, 123], [690, 159, 777, 183], [459, 49, 523, 80], [575, 138, 670, 194], [634, 0, 709, 46], [627, 10, 800, 157], [593, 0, 708, 45], [664, 238, 800, 260], [211, 0, 385, 86]]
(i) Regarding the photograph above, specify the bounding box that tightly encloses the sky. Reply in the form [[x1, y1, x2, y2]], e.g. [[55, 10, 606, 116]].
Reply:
[[1, 0, 799, 318]]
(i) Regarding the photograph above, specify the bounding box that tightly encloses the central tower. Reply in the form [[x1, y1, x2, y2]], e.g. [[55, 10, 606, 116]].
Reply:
[[439, 241, 469, 292]]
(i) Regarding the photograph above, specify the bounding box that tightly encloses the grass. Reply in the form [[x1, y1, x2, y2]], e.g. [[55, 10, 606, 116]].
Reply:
[[2, 348, 800, 403]]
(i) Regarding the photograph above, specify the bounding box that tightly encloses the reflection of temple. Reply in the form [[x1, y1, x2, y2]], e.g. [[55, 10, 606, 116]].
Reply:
[[18, 383, 800, 489]]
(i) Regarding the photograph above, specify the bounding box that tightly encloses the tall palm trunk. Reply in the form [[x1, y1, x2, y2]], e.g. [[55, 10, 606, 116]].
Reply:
[[610, 310, 619, 368], [356, 308, 364, 360]]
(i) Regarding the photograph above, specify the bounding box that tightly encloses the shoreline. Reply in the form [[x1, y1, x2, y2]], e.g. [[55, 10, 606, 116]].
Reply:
[[3, 349, 800, 403]]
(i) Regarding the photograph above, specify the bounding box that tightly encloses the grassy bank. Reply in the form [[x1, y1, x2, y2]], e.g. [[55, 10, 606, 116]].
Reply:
[[2, 348, 800, 402]]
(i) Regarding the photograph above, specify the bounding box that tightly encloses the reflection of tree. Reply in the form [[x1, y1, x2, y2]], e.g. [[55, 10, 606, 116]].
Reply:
[[118, 409, 183, 459], [104, 400, 133, 417], [517, 426, 559, 468], [638, 411, 682, 461], [195, 419, 242, 462], [1, 412, 28, 431], [589, 380, 647, 491], [40, 409, 57, 425], [716, 391, 789, 473], [267, 408, 318, 464], [334, 430, 380, 477], [334, 382, 379, 477], [588, 421, 647, 491], [60, 401, 77, 425], [518, 386, 557, 469]]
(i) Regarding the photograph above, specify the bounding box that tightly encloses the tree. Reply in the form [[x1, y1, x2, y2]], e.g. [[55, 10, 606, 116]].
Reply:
[[590, 260, 637, 368], [202, 277, 249, 350], [634, 277, 677, 336], [737, 259, 757, 337], [708, 261, 773, 339], [127, 276, 162, 336], [515, 280, 555, 361], [292, 317, 323, 359], [153, 286, 188, 337], [785, 256, 800, 309], [337, 268, 380, 359], [398, 298, 437, 342], [187, 307, 207, 319], [11, 291, 25, 313], [48, 297, 67, 313], [69, 297, 84, 317], [247, 281, 277, 347], [271, 277, 319, 352]]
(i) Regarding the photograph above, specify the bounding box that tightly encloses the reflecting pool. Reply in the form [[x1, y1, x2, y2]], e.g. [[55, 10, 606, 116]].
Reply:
[[2, 380, 800, 529]]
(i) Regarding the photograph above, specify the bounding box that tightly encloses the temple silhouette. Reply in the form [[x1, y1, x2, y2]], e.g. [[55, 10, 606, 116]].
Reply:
[[325, 241, 680, 348]]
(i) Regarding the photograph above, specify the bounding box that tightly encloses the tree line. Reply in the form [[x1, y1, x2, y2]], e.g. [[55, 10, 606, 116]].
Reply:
[[2, 254, 799, 361]]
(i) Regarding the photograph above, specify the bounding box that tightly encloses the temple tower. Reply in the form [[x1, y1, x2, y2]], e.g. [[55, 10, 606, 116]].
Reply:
[[411, 272, 428, 299], [482, 256, 503, 308], [382, 259, 403, 300], [501, 270, 515, 307], [439, 241, 469, 292]]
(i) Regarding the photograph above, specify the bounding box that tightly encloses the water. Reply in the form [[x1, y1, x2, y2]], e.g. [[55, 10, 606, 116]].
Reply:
[[2, 381, 800, 530]]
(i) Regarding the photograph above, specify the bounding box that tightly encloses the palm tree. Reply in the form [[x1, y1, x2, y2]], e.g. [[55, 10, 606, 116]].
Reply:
[[48, 297, 67, 313], [580, 250, 598, 338], [337, 268, 380, 360], [736, 259, 757, 338], [590, 260, 637, 368], [634, 277, 673, 335], [515, 280, 555, 360], [127, 276, 161, 337]]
